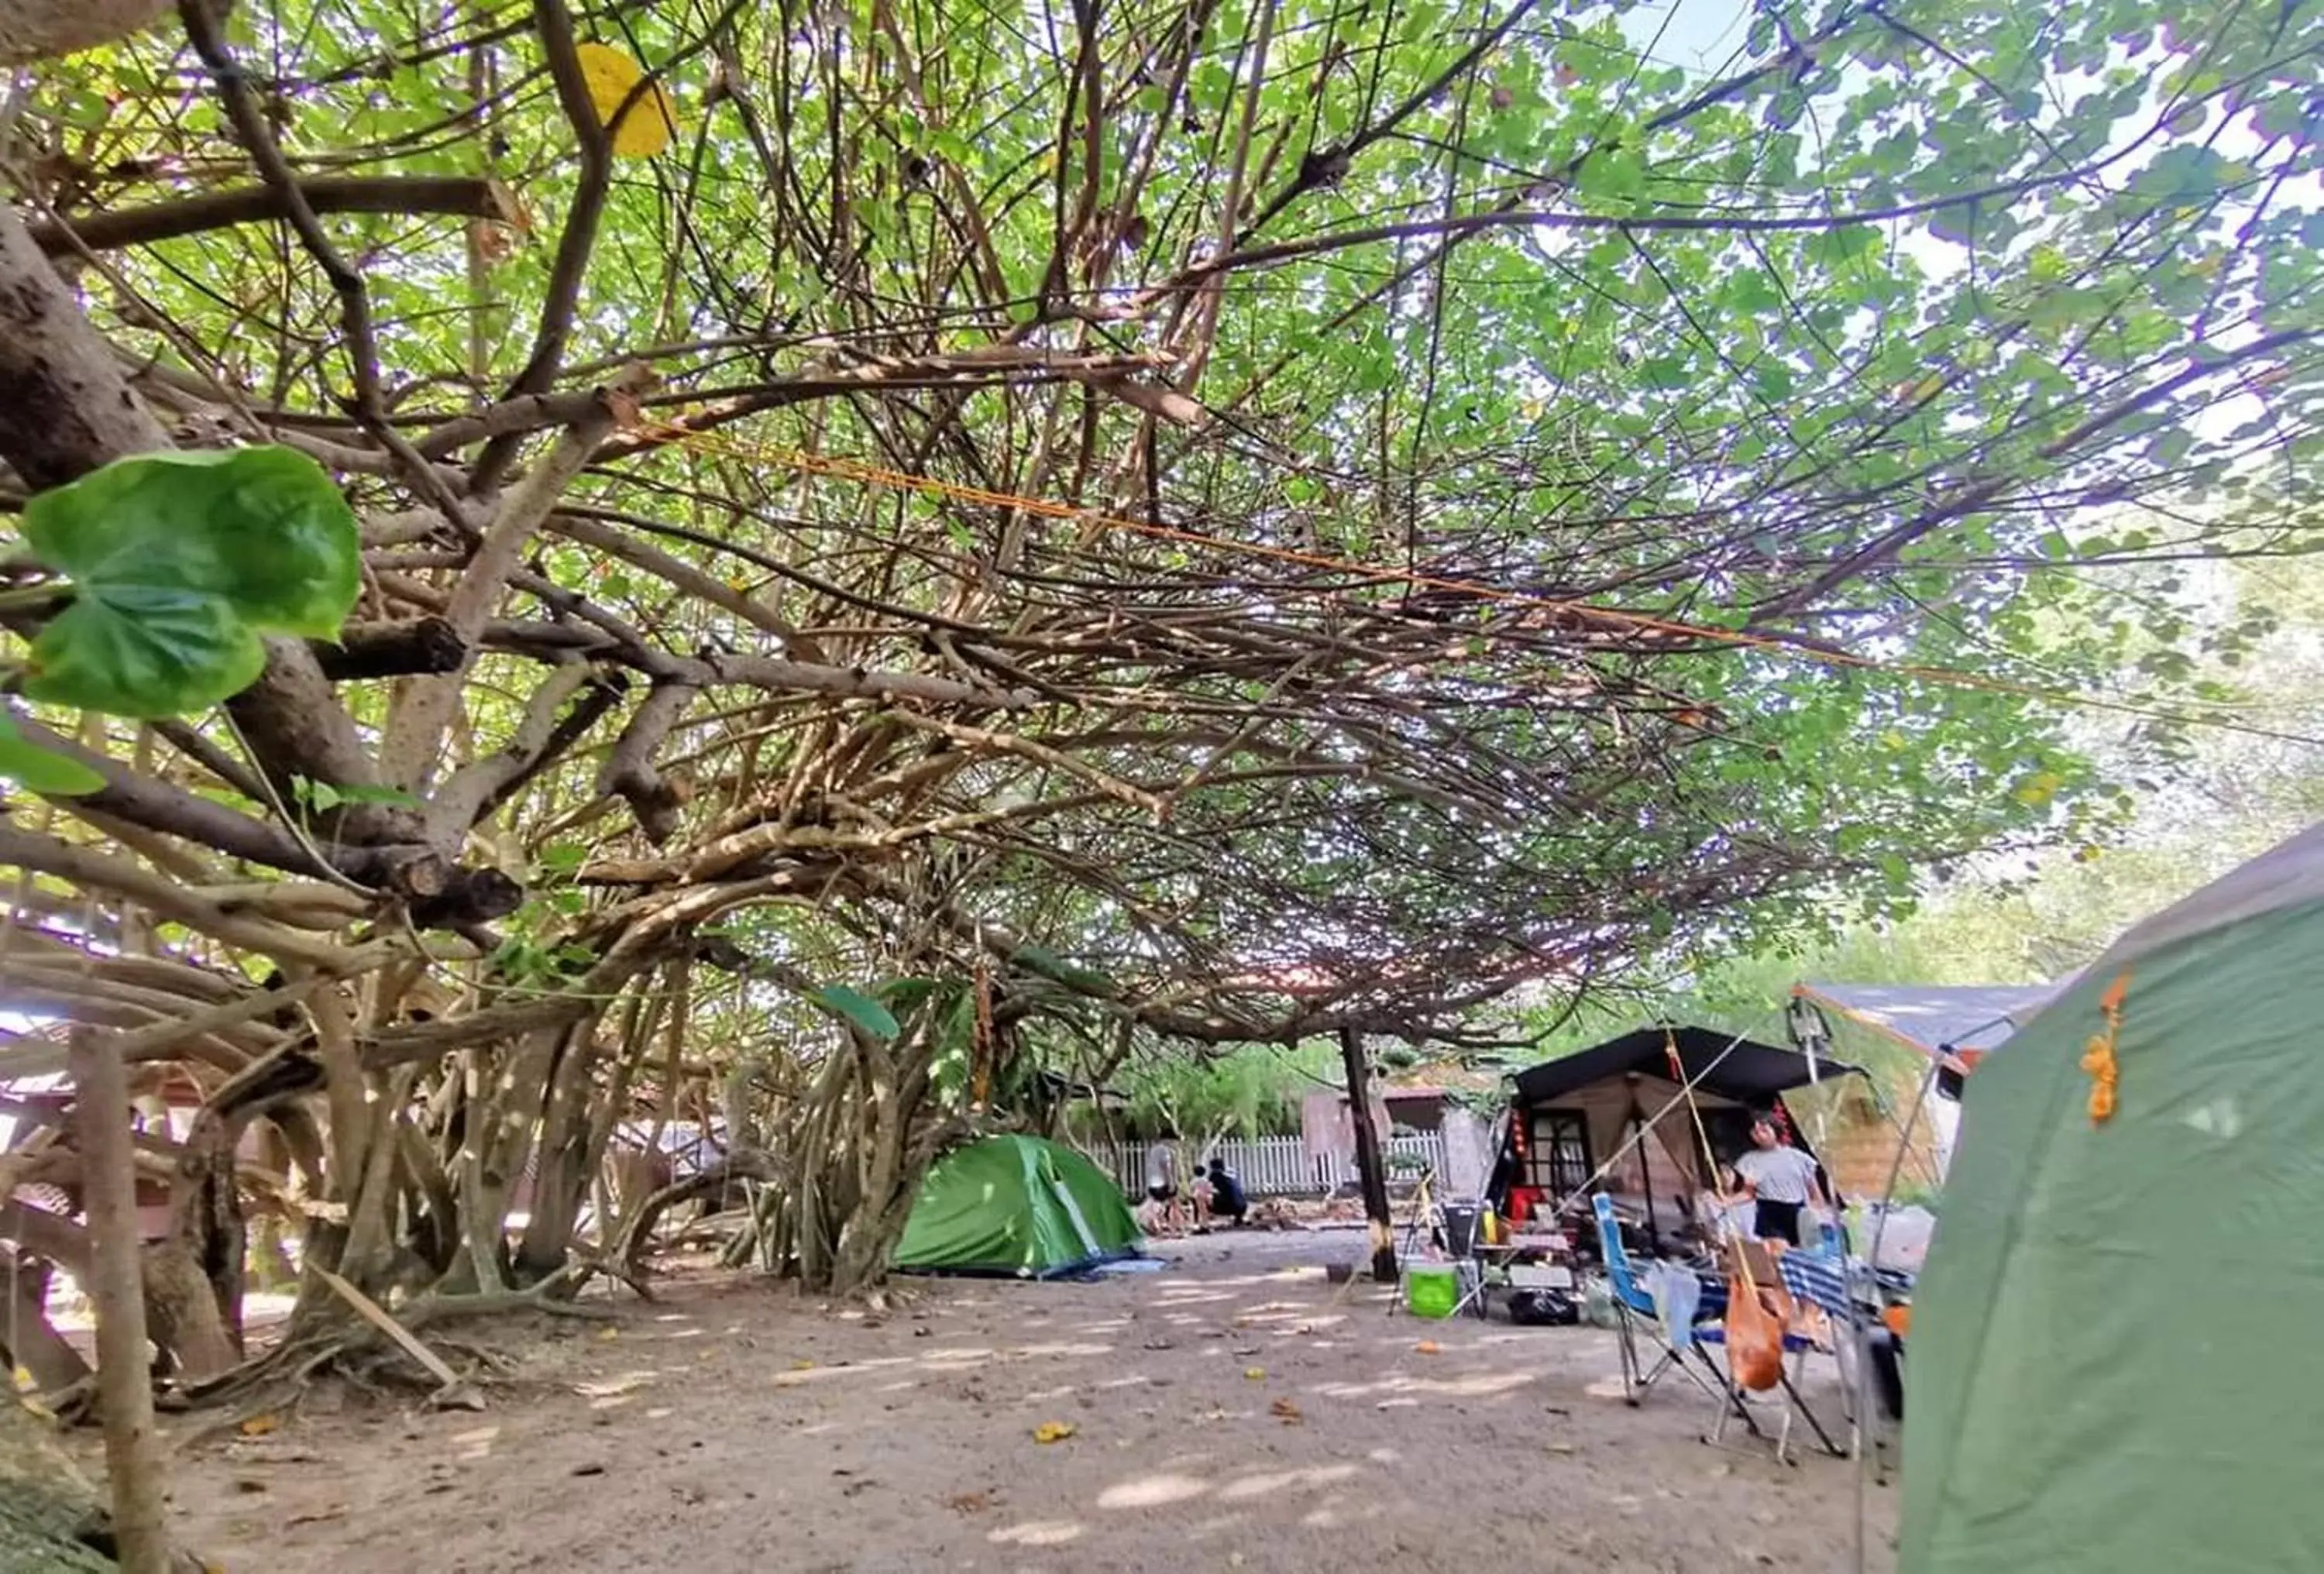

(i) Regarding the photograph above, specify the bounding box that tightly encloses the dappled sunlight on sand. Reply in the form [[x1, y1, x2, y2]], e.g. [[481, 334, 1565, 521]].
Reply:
[[167, 1238, 1897, 1574], [1313, 1366, 1539, 1401], [1218, 1462, 1361, 1500], [1098, 1472, 1213, 1509], [1094, 1457, 1373, 1520], [988, 1520, 1086, 1547]]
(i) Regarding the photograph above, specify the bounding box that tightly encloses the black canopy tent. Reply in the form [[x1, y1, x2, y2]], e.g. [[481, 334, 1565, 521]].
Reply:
[[1496, 1024, 1861, 1249]]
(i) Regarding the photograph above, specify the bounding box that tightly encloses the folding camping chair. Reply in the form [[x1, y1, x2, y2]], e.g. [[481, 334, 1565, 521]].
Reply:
[[1590, 1193, 1732, 1408], [1697, 1239, 1845, 1466], [1776, 1245, 1908, 1482]]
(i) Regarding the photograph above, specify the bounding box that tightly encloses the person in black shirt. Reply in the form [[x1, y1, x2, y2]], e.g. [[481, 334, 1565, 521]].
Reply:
[[1204, 1160, 1248, 1225]]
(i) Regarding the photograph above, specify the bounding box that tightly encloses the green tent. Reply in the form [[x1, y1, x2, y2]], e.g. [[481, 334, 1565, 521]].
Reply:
[[1902, 826, 2324, 1572], [892, 1134, 1142, 1278]]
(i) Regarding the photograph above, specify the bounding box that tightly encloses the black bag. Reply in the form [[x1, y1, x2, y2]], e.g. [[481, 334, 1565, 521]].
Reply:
[[1505, 1288, 1578, 1326]]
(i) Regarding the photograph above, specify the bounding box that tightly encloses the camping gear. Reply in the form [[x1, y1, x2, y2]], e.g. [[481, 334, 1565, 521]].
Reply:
[[1402, 1264, 1459, 1319], [1791, 982, 2058, 1088], [891, 1134, 1141, 1278], [1504, 1287, 1578, 1325], [1902, 824, 2324, 1572], [1498, 1026, 1858, 1250]]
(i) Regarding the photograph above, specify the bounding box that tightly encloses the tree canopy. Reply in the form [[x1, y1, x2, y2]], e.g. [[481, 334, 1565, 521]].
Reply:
[[0, 0, 2316, 1335]]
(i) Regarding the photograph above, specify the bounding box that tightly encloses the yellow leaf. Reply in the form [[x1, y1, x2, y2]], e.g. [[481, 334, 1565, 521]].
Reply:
[[1243, 1366, 1265, 1380], [239, 1414, 279, 1437], [574, 42, 677, 158], [1033, 1421, 1077, 1444], [595, 1326, 621, 1342], [2013, 770, 2063, 807], [791, 1358, 815, 1371]]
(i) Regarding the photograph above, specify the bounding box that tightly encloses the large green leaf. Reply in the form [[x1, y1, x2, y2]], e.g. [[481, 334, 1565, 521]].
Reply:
[[23, 446, 361, 640], [816, 984, 901, 1040], [24, 582, 267, 718], [0, 714, 107, 796]]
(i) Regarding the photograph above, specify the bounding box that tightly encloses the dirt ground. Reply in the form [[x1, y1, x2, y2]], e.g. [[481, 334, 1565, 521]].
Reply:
[[142, 1232, 1897, 1573]]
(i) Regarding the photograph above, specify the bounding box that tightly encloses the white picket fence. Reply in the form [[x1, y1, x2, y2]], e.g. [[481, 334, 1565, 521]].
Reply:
[[1078, 1132, 1447, 1198]]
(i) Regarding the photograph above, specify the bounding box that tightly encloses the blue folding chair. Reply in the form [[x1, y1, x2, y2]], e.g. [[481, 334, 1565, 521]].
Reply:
[[1590, 1193, 1731, 1407]]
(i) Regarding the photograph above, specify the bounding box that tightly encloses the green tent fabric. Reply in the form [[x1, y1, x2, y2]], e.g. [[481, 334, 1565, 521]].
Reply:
[[1902, 825, 2324, 1572], [892, 1134, 1142, 1278]]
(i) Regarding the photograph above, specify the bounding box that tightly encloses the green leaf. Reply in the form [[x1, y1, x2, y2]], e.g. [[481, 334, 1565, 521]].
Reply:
[[538, 842, 590, 875], [816, 984, 901, 1040], [1576, 146, 1648, 202], [0, 715, 107, 796], [331, 783, 421, 807], [23, 446, 361, 640], [24, 582, 266, 718]]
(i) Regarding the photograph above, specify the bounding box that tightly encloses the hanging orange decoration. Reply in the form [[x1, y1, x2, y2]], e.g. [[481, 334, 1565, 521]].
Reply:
[[574, 42, 677, 157], [2079, 971, 2133, 1125]]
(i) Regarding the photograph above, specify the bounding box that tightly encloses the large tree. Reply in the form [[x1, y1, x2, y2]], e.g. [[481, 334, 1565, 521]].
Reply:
[[0, 0, 2314, 1401]]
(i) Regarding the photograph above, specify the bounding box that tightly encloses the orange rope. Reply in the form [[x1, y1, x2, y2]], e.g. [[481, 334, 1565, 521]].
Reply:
[[633, 418, 2319, 745]]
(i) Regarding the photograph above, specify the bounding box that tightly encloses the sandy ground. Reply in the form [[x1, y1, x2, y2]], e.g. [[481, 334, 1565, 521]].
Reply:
[[141, 1232, 1897, 1573]]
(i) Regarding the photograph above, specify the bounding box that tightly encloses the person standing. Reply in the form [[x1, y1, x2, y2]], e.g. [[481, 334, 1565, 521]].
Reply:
[[1144, 1138, 1182, 1233], [1728, 1118, 1831, 1246]]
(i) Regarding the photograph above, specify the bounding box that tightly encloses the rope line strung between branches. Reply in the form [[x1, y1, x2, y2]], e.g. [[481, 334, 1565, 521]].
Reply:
[[634, 421, 2324, 747]]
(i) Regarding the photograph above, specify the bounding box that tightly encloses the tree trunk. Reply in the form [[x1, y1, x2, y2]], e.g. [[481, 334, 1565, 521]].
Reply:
[[2, 1255, 91, 1396], [70, 1032, 173, 1574], [136, 1246, 239, 1384], [163, 1112, 245, 1353], [1339, 1028, 1397, 1283]]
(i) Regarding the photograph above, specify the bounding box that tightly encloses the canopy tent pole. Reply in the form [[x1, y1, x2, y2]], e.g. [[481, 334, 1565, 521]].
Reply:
[[1627, 1093, 1664, 1254]]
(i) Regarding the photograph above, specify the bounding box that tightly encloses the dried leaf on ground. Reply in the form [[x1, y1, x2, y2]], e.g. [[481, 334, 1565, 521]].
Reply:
[[1033, 1421, 1077, 1444]]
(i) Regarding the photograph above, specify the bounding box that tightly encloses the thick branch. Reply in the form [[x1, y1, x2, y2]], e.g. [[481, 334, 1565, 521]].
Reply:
[[29, 177, 512, 255]]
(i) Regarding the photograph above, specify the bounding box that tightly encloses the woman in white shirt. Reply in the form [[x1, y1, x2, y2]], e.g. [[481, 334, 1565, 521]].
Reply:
[[1727, 1118, 1831, 1246]]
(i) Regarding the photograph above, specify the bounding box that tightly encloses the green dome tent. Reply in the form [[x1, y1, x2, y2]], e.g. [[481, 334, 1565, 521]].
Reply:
[[1902, 825, 2324, 1572], [892, 1134, 1142, 1278]]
